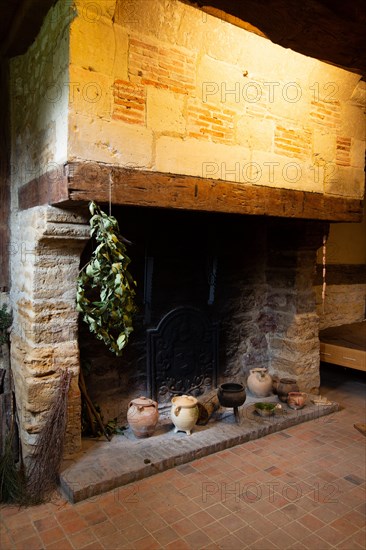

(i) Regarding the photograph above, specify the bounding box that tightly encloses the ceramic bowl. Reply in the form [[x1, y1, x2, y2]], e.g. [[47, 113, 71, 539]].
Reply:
[[287, 392, 307, 410], [254, 402, 278, 417]]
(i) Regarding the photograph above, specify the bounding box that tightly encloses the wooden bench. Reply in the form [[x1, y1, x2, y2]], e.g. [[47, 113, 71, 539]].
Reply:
[[319, 321, 366, 372]]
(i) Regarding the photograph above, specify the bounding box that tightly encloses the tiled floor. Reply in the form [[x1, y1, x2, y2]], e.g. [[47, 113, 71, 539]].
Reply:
[[1, 364, 365, 549]]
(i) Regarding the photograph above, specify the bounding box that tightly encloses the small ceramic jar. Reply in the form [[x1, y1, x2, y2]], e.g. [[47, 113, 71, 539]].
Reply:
[[127, 396, 159, 438], [171, 395, 199, 435], [277, 378, 299, 403]]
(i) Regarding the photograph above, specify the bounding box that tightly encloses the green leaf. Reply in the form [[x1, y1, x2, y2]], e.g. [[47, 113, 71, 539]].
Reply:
[[76, 201, 137, 356]]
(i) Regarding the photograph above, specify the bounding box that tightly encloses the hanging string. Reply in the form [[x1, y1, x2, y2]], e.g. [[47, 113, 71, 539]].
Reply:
[[108, 173, 112, 216], [321, 233, 327, 314]]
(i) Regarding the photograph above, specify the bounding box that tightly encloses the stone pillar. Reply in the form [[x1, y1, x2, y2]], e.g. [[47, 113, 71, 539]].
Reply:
[[265, 220, 327, 394], [10, 206, 89, 458]]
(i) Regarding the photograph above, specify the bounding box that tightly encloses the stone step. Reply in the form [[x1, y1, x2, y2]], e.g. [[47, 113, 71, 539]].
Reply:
[[60, 397, 339, 503]]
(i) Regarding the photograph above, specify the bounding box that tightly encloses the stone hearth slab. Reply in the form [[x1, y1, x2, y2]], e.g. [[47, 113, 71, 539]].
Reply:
[[60, 397, 339, 503]]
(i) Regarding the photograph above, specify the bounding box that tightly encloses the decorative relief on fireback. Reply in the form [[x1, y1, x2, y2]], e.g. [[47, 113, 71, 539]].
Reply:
[[147, 307, 219, 403]]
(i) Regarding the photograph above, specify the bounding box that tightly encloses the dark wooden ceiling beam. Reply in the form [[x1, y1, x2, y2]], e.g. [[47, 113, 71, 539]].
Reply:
[[198, 0, 366, 76], [18, 162, 363, 223], [0, 0, 56, 58]]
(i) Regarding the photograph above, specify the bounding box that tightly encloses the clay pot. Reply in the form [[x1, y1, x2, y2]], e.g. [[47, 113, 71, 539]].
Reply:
[[287, 392, 307, 410], [217, 383, 246, 408], [246, 368, 273, 397], [171, 395, 199, 435], [254, 402, 280, 417], [277, 378, 299, 403], [127, 396, 159, 438], [272, 376, 279, 395]]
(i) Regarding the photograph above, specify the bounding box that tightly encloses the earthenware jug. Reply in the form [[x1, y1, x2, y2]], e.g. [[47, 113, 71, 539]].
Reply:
[[247, 368, 273, 397], [127, 396, 159, 438], [171, 395, 199, 435], [277, 378, 299, 403]]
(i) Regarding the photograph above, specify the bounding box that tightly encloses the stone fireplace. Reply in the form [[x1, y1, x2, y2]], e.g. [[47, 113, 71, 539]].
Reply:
[[5, 0, 365, 460], [76, 206, 326, 428]]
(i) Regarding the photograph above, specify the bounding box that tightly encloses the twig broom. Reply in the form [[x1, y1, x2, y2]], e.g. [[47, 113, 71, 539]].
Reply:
[[25, 368, 72, 504]]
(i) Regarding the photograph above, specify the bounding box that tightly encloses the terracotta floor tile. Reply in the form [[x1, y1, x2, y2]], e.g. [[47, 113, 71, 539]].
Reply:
[[317, 524, 348, 546], [282, 519, 312, 541], [266, 509, 292, 528], [139, 511, 167, 533], [190, 510, 216, 529], [248, 537, 280, 549], [132, 534, 162, 550], [61, 516, 89, 535], [68, 528, 99, 549], [34, 516, 59, 533], [250, 516, 277, 536], [266, 527, 298, 549], [172, 517, 199, 537], [281, 502, 306, 520], [215, 533, 243, 549], [205, 502, 231, 520], [0, 505, 21, 518], [342, 509, 366, 529], [298, 512, 325, 531], [110, 511, 136, 530], [233, 525, 262, 545], [218, 512, 246, 532], [98, 531, 129, 549], [10, 535, 44, 550], [205, 520, 230, 542], [91, 519, 118, 540], [184, 528, 212, 547], [39, 526, 65, 545], [164, 539, 192, 550], [79, 542, 103, 550], [2, 511, 31, 530], [102, 503, 126, 519], [55, 508, 81, 524], [9, 523, 38, 543], [330, 515, 360, 537], [45, 537, 74, 550], [83, 510, 108, 526], [152, 525, 178, 546], [121, 522, 149, 543]]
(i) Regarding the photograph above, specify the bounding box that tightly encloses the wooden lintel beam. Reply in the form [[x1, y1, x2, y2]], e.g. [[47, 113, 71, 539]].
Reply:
[[66, 162, 363, 223], [18, 161, 363, 223], [18, 166, 69, 210]]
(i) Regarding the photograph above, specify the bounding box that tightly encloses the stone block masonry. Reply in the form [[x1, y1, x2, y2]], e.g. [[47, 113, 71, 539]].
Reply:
[[64, 0, 365, 196], [10, 207, 89, 457]]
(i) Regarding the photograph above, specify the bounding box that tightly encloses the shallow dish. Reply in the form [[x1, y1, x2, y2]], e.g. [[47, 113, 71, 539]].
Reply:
[[311, 396, 333, 406], [254, 402, 279, 417]]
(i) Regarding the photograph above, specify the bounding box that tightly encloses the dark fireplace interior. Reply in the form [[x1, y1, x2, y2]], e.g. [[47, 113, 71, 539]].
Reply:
[[79, 206, 325, 427]]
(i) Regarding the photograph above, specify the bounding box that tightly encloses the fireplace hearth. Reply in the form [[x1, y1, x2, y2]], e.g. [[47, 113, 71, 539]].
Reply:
[[78, 207, 325, 433]]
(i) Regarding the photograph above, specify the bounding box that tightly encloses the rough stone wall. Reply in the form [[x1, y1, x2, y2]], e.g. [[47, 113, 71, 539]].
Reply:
[[265, 221, 324, 394], [314, 204, 366, 329], [68, 0, 365, 198], [315, 284, 366, 329], [10, 1, 72, 187], [9, 207, 89, 457]]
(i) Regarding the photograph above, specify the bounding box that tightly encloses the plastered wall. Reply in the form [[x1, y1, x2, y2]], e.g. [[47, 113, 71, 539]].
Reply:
[[67, 0, 365, 197]]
